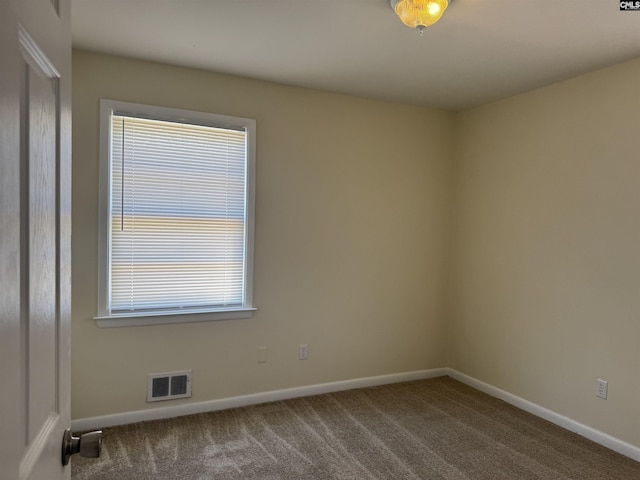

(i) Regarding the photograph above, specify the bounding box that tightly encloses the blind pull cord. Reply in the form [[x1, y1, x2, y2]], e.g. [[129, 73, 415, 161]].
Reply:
[[121, 117, 125, 231]]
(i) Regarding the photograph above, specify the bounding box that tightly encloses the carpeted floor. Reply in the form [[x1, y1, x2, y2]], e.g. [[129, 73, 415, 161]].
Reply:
[[72, 377, 640, 479]]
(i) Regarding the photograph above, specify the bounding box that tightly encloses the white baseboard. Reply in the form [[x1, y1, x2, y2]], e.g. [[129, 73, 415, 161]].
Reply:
[[71, 368, 448, 432], [447, 369, 640, 463], [71, 367, 640, 463]]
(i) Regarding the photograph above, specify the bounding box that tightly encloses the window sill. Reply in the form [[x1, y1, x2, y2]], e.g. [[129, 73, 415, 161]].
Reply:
[[94, 307, 257, 328]]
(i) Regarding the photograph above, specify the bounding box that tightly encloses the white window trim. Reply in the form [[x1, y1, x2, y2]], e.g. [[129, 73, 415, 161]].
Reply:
[[96, 99, 256, 327]]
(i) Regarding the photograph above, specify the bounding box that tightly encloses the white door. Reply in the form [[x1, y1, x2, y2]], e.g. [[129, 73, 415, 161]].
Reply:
[[0, 0, 72, 479]]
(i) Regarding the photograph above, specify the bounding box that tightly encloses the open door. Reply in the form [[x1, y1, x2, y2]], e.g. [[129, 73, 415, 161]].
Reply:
[[0, 0, 76, 478]]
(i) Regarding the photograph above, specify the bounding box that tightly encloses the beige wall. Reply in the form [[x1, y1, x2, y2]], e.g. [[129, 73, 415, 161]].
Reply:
[[449, 58, 640, 447], [71, 51, 454, 419]]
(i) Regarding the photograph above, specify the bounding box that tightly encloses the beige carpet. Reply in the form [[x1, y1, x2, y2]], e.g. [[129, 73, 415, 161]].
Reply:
[[72, 377, 640, 479]]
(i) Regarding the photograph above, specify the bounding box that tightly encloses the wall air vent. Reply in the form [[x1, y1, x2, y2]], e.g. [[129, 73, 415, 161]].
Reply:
[[147, 370, 192, 402]]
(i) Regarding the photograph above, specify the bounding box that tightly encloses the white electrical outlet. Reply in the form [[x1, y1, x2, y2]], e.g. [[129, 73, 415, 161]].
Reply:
[[258, 346, 268, 363], [299, 343, 309, 360], [596, 378, 608, 399]]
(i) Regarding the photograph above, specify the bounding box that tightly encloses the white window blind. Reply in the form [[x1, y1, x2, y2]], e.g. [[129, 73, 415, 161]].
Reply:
[[108, 113, 248, 314]]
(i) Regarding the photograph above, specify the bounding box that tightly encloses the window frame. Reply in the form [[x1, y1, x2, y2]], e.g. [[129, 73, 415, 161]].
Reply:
[[95, 99, 256, 327]]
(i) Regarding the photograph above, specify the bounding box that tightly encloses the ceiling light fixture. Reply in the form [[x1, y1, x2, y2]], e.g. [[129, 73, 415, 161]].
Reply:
[[390, 0, 449, 35]]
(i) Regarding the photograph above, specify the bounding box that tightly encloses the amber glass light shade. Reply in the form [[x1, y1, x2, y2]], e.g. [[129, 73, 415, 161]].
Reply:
[[392, 0, 449, 29]]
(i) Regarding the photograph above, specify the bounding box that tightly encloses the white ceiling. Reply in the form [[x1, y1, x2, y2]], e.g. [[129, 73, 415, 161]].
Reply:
[[71, 0, 640, 111]]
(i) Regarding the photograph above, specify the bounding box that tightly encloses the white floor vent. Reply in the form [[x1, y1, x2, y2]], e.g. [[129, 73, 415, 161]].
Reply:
[[147, 370, 192, 402]]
